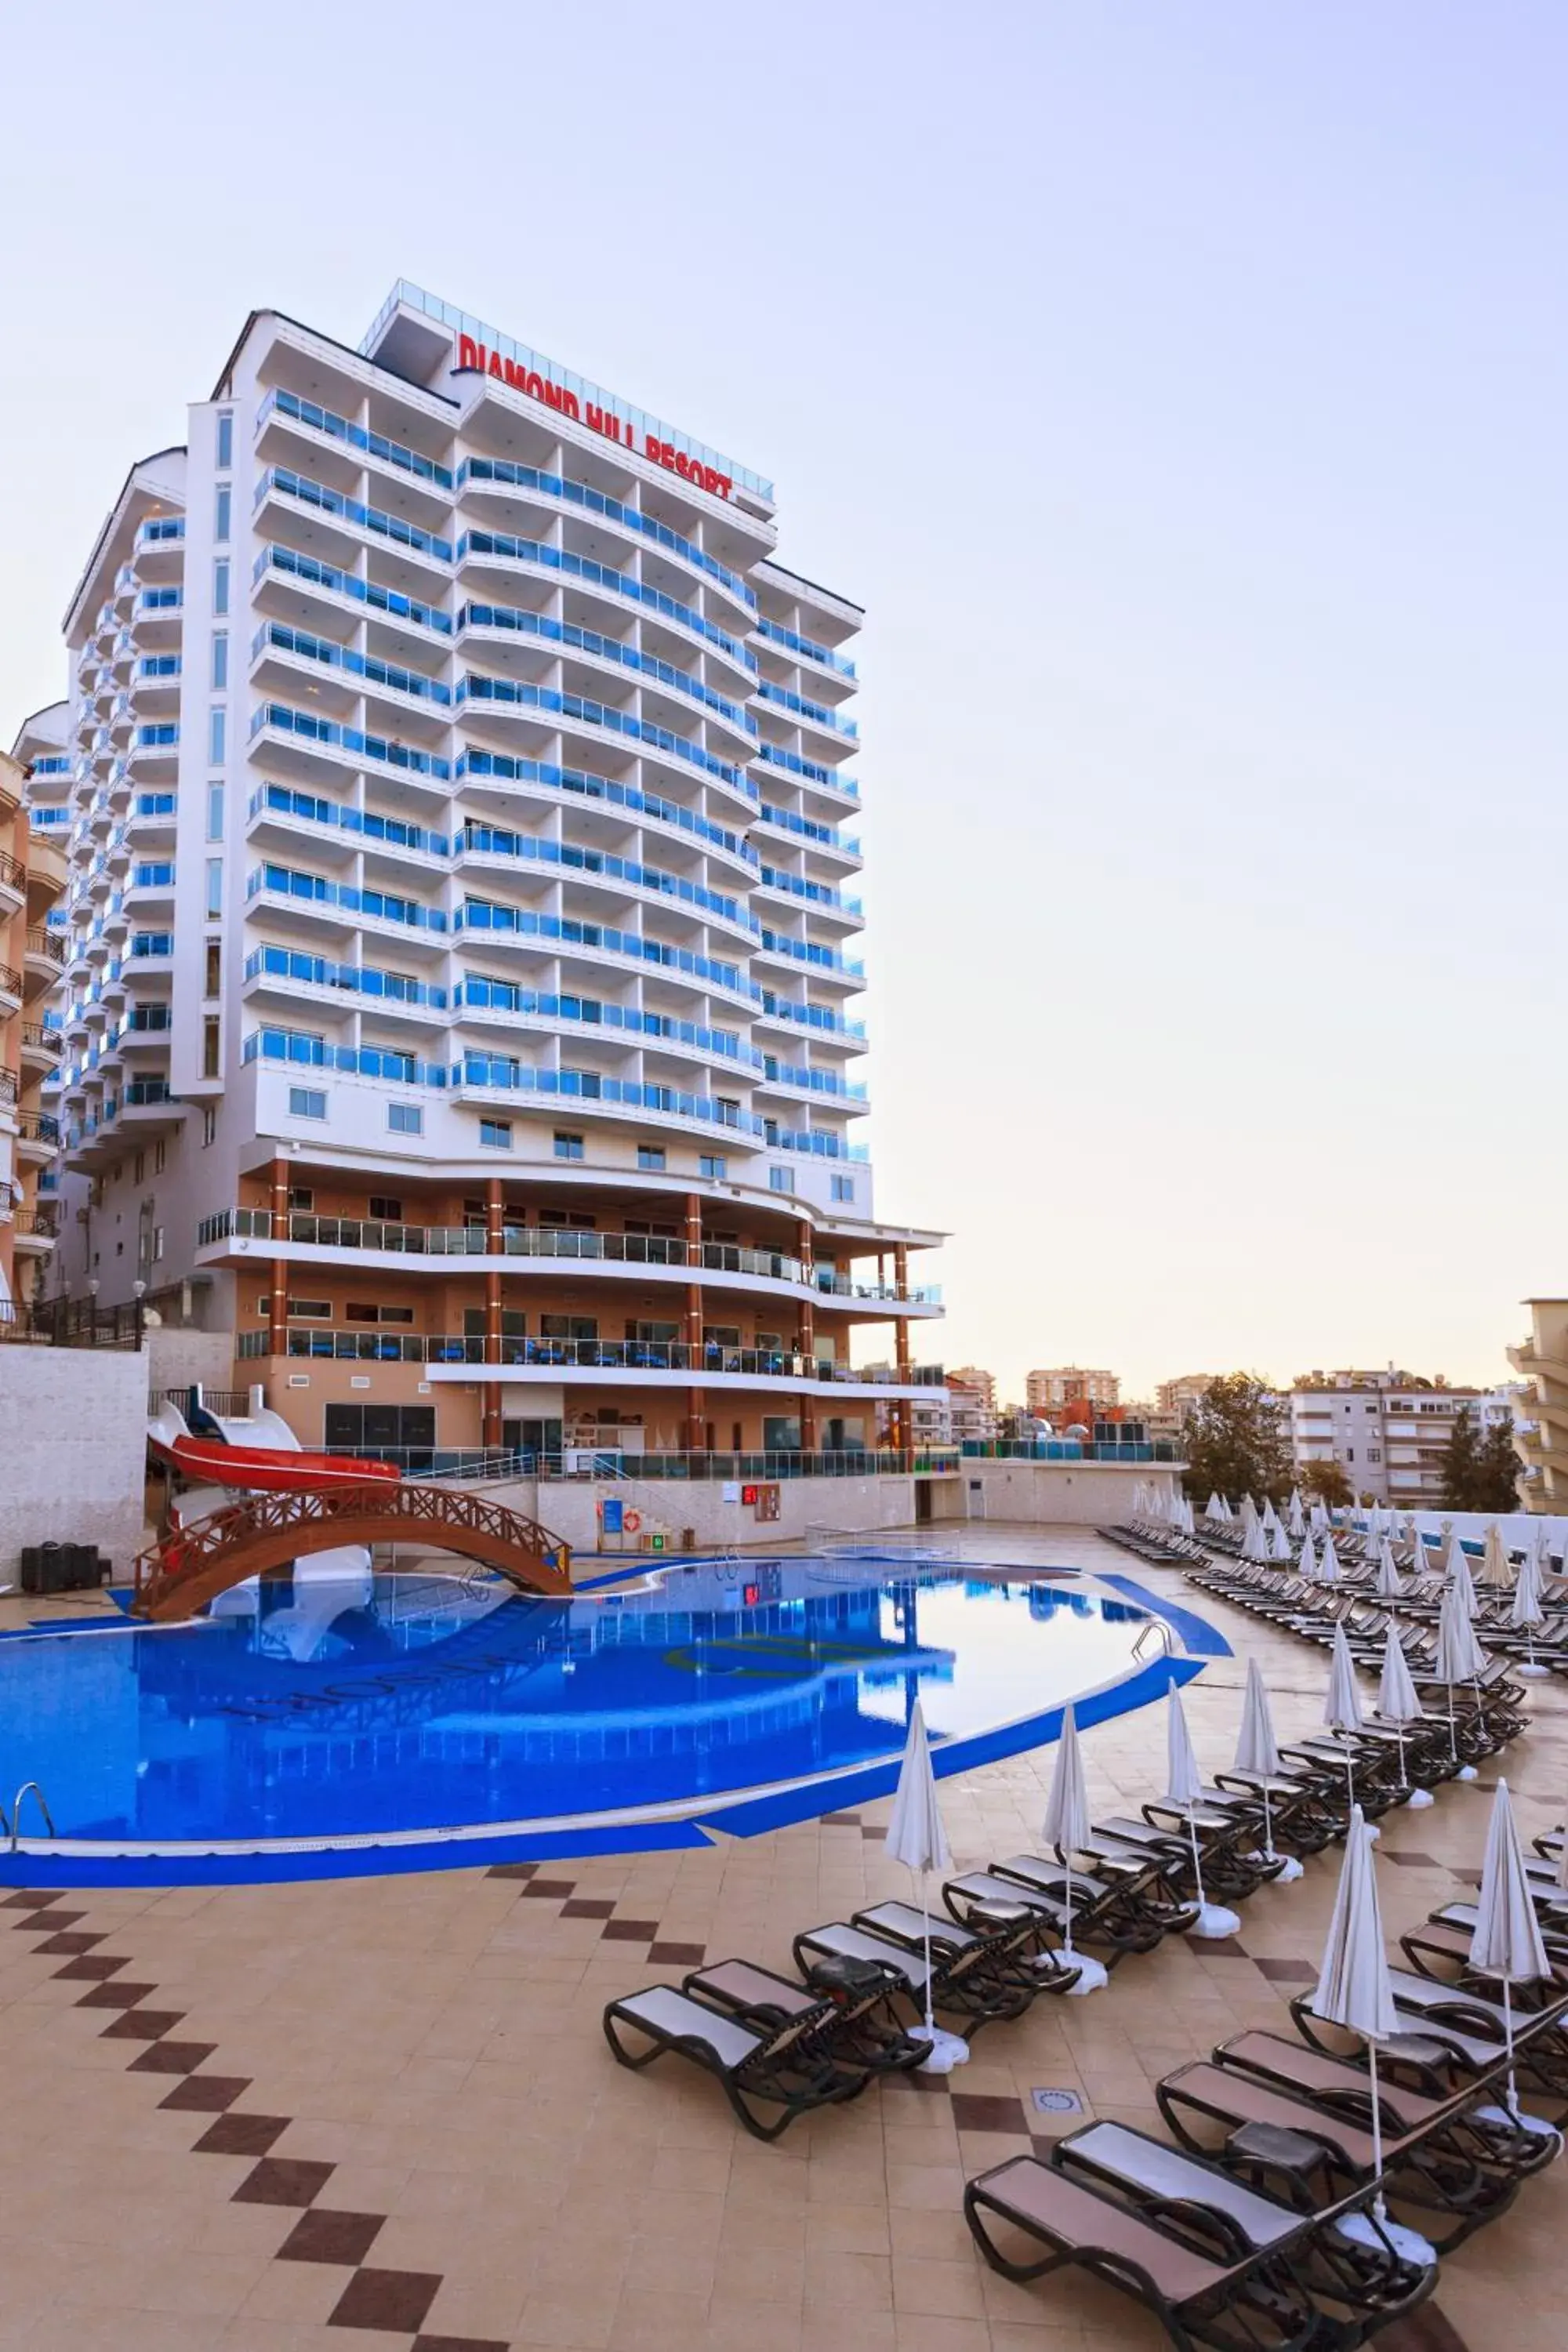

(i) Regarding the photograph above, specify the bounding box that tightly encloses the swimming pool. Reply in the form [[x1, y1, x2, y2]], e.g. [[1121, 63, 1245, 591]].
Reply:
[[0, 1557, 1215, 1879]]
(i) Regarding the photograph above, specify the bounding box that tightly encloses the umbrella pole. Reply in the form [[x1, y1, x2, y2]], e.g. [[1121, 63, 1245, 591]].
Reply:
[[1395, 1723, 1406, 1794], [1187, 1808, 1208, 1912], [1504, 1975, 1517, 2119], [1262, 1783, 1276, 1864], [1062, 1859, 1075, 1959], [1369, 2038, 1387, 2223], [1447, 1686, 1457, 1763], [920, 1868, 935, 2037]]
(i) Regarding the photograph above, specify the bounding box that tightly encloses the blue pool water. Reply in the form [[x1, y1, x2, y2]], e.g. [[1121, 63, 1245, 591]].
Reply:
[[2, 1559, 1152, 1847]]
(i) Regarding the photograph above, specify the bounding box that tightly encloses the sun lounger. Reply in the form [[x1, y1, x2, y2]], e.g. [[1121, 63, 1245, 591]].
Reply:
[[1051, 2117, 1437, 2327], [791, 1918, 1039, 2028], [602, 1984, 862, 2139], [983, 1850, 1200, 1943], [848, 1898, 1081, 1993], [964, 2151, 1374, 2350], [680, 1955, 927, 2075]]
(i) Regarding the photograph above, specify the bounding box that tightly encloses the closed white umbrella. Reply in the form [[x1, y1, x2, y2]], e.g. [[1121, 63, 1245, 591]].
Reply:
[[1312, 1807, 1434, 2261], [1377, 1627, 1433, 1808], [1287, 1488, 1305, 1539], [1041, 1704, 1107, 1994], [1479, 1523, 1514, 1593], [1375, 1541, 1404, 1601], [1448, 1548, 1478, 1621], [1205, 1490, 1225, 1523], [1167, 1679, 1240, 1937], [1511, 1541, 1548, 1676], [1435, 1520, 1457, 1573], [1324, 1624, 1364, 1813], [1318, 1534, 1341, 1588], [1261, 1497, 1281, 1536], [1240, 1513, 1269, 1564], [885, 1700, 966, 2070], [1433, 1579, 1485, 1781], [1468, 1780, 1556, 2134], [1310, 1500, 1329, 1536], [1298, 1532, 1317, 1584], [1234, 1656, 1302, 1882], [1269, 1520, 1293, 1564]]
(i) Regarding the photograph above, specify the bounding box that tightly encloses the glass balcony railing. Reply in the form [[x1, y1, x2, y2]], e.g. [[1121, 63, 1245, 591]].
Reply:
[[135, 723, 178, 748], [244, 943, 449, 1009], [457, 822, 757, 932], [27, 757, 73, 779], [454, 1058, 766, 1135], [754, 742, 856, 794], [755, 615, 856, 679], [249, 784, 448, 858], [252, 622, 452, 706], [134, 793, 176, 817], [757, 930, 865, 978], [456, 524, 756, 662], [136, 655, 182, 680], [756, 681, 858, 738], [29, 807, 73, 827], [246, 862, 448, 933], [456, 457, 758, 622], [760, 1060, 866, 1102], [136, 588, 182, 615], [131, 862, 175, 888], [456, 678, 749, 794], [137, 517, 185, 547], [253, 545, 453, 637], [249, 702, 452, 781], [243, 1028, 448, 1087], [757, 866, 862, 916], [253, 467, 453, 563], [126, 1005, 172, 1032], [457, 901, 757, 1001], [460, 977, 752, 1066], [758, 803, 859, 855], [258, 387, 455, 492], [759, 994, 866, 1042], [452, 747, 753, 860], [456, 603, 755, 734], [130, 932, 172, 958]]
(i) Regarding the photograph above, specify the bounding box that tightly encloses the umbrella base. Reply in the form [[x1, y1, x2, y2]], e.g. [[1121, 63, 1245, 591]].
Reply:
[[1456, 1764, 1479, 1782], [1475, 2102, 1562, 2149], [910, 2024, 970, 2074], [1270, 1855, 1305, 1883], [1058, 1951, 1109, 1996], [1403, 1786, 1435, 1808], [1516, 1663, 1551, 1679], [1334, 2212, 1438, 2267], [1189, 1902, 1242, 1939]]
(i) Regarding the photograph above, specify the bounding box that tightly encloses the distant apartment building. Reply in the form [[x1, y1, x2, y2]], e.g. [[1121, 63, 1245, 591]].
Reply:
[[1508, 1301, 1568, 1511], [1156, 1372, 1217, 1419], [1025, 1365, 1119, 1418], [862, 1360, 953, 1450], [947, 1364, 998, 1448], [0, 739, 68, 1317], [1290, 1367, 1519, 1508]]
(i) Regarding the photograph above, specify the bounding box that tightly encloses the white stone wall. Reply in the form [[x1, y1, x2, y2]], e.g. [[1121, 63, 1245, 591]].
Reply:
[[0, 1345, 147, 1578], [474, 1471, 920, 1563], [954, 1461, 1182, 1527]]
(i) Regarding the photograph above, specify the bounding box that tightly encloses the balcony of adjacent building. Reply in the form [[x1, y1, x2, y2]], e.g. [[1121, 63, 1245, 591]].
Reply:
[[18, 1018, 64, 1077], [247, 700, 454, 804], [22, 924, 64, 996], [13, 1109, 60, 1167]]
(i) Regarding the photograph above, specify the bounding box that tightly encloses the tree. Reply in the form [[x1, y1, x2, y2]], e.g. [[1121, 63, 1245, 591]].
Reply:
[[1300, 1459, 1354, 1508], [1439, 1406, 1521, 1512], [1181, 1373, 1294, 1504]]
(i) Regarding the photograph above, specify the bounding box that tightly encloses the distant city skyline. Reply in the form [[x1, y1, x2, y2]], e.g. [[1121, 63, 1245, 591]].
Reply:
[[1, 3, 1557, 1399]]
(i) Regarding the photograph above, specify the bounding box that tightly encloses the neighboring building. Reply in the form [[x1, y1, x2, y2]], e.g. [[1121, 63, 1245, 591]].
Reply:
[[1290, 1367, 1518, 1509], [1508, 1302, 1568, 1511], [1156, 1372, 1217, 1419], [14, 280, 945, 1465], [1025, 1366, 1119, 1417], [862, 1362, 953, 1450], [0, 736, 68, 1316], [947, 1366, 998, 1448]]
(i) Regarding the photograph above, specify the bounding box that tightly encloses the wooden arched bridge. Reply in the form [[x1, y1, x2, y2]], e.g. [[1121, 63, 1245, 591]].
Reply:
[[133, 1481, 572, 1622]]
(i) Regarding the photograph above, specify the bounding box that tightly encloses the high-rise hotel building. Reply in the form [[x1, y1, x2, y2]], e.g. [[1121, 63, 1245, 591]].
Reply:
[[14, 282, 943, 1462]]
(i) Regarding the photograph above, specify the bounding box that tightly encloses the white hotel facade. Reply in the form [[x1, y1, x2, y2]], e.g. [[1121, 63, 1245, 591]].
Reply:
[[13, 282, 944, 1465]]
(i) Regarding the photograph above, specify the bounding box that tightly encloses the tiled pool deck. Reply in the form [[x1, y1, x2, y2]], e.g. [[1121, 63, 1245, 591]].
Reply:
[[0, 1524, 1556, 2350]]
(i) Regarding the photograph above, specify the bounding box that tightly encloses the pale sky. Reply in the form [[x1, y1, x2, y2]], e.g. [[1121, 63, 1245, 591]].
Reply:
[[2, 2, 1560, 1402]]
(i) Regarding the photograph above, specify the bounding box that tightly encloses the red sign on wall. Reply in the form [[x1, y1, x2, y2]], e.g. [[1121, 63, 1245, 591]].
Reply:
[[452, 336, 734, 500]]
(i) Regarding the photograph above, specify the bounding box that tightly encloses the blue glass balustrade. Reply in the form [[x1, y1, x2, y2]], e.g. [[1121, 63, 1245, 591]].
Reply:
[[246, 863, 448, 932], [456, 459, 757, 622], [755, 617, 856, 677], [253, 623, 451, 706], [249, 785, 448, 858], [253, 468, 453, 562], [456, 604, 754, 732], [245, 944, 448, 1007], [253, 545, 452, 637], [457, 822, 757, 931], [756, 681, 858, 738], [249, 702, 452, 780], [258, 388, 455, 491], [452, 748, 753, 858], [456, 673, 747, 792]]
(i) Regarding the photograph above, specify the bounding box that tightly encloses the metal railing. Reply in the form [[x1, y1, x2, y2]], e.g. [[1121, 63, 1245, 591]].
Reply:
[[960, 1438, 1181, 1465], [2, 1298, 144, 1349], [321, 1445, 962, 1483], [237, 1328, 945, 1381]]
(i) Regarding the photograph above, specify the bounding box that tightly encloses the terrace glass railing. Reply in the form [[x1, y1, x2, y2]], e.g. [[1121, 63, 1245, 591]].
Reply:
[[253, 544, 452, 637], [755, 616, 856, 678], [456, 603, 754, 733], [252, 622, 452, 706], [253, 467, 453, 562], [258, 387, 455, 491], [456, 455, 757, 615]]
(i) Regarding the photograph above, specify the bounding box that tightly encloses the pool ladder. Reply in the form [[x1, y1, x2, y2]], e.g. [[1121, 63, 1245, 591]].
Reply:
[[5, 1782, 56, 1852]]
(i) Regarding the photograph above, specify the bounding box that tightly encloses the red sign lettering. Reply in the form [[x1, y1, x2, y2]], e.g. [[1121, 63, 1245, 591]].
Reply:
[[454, 335, 730, 497]]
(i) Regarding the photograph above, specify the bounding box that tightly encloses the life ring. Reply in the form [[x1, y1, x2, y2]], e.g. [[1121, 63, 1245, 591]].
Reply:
[[623, 1510, 643, 1536]]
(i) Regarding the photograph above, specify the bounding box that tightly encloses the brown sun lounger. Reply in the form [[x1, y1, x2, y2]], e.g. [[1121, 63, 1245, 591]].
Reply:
[[602, 1984, 862, 2140], [790, 1919, 1038, 2029], [964, 2151, 1370, 2351], [681, 1955, 927, 2075], [848, 1898, 1081, 1994]]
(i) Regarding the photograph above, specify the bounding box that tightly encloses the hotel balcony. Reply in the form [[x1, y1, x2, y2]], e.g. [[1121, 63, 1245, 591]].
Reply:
[[10, 1207, 58, 1258]]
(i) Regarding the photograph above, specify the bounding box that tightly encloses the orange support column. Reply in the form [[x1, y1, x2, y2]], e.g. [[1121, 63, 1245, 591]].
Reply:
[[482, 1178, 503, 1449], [895, 1311, 913, 1465]]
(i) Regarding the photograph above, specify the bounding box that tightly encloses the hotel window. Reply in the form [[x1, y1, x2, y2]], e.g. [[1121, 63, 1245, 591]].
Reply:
[[205, 858, 223, 917], [289, 1188, 314, 1211], [831, 1174, 855, 1203], [214, 486, 231, 543], [368, 1196, 403, 1221], [480, 1118, 512, 1149], [541, 1315, 597, 1341], [209, 708, 226, 765], [769, 1167, 790, 1192], [388, 1102, 422, 1135], [211, 633, 228, 691], [289, 1087, 327, 1120], [202, 1018, 220, 1079], [627, 1321, 681, 1345], [204, 941, 221, 995], [346, 1303, 415, 1325], [699, 1154, 728, 1181], [153, 1226, 165, 1263], [201, 1105, 217, 1147], [216, 412, 233, 470], [206, 782, 224, 841], [154, 1141, 165, 1174], [554, 1131, 585, 1161], [212, 560, 229, 616], [637, 1145, 665, 1171]]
